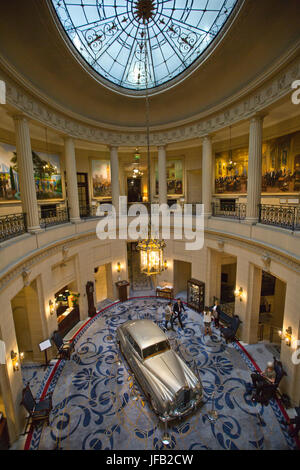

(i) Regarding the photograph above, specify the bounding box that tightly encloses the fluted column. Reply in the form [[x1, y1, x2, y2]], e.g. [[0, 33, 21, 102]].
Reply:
[[64, 136, 80, 223], [13, 115, 41, 232], [110, 146, 120, 212], [202, 135, 213, 218], [158, 145, 167, 205], [246, 115, 264, 223]]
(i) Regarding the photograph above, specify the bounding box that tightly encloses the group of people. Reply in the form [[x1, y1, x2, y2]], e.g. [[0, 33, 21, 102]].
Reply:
[[164, 298, 186, 331], [164, 298, 221, 335]]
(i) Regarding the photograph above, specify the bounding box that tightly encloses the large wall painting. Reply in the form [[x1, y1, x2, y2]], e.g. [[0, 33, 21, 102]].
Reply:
[[92, 160, 111, 198], [0, 142, 62, 201]]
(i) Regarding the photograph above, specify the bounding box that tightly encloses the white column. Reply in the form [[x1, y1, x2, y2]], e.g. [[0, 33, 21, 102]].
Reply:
[[158, 145, 167, 205], [202, 135, 213, 218], [246, 115, 264, 223], [13, 115, 41, 233], [64, 136, 80, 223], [110, 146, 120, 212]]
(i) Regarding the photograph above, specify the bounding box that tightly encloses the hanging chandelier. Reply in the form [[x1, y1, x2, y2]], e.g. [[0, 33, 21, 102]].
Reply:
[[136, 18, 165, 276]]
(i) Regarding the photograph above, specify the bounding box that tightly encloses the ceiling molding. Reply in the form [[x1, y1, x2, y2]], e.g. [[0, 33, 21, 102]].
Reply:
[[0, 53, 299, 147]]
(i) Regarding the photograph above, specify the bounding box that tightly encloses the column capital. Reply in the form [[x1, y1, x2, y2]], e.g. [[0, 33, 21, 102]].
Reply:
[[202, 134, 214, 144], [10, 112, 28, 123], [108, 145, 119, 152], [249, 112, 268, 123], [157, 144, 167, 151], [63, 134, 75, 143]]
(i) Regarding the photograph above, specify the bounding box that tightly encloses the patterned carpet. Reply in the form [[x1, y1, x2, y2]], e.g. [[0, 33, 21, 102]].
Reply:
[[24, 298, 297, 450]]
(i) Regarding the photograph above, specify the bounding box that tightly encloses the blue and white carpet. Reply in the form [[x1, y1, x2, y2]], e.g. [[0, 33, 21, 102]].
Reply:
[[24, 298, 297, 450]]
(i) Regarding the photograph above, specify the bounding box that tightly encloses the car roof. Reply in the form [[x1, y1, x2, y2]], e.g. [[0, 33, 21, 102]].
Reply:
[[124, 319, 167, 350]]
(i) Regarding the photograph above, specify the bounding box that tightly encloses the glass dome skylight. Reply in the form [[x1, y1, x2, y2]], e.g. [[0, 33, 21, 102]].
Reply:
[[51, 0, 237, 91]]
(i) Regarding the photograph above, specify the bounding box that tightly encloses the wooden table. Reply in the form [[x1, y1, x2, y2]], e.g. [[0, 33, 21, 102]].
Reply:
[[156, 287, 174, 300], [115, 281, 130, 302]]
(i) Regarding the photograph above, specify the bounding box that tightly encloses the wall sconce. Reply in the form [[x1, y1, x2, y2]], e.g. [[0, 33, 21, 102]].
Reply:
[[117, 262, 121, 273], [11, 350, 20, 372], [49, 299, 55, 315], [234, 287, 244, 302], [163, 260, 168, 271], [279, 326, 292, 347]]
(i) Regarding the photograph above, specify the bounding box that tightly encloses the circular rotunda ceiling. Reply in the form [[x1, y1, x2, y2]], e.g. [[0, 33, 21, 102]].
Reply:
[[51, 0, 237, 93]]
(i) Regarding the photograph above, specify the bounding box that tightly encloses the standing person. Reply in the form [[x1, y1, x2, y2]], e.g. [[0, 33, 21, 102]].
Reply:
[[212, 299, 221, 328], [173, 298, 186, 330], [164, 302, 174, 330], [203, 306, 213, 336]]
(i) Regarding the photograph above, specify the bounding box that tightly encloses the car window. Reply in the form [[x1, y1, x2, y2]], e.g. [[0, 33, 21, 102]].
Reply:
[[143, 340, 170, 360], [127, 334, 142, 358]]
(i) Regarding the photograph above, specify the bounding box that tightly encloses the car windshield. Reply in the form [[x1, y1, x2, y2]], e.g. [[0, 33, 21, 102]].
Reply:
[[143, 340, 170, 360]]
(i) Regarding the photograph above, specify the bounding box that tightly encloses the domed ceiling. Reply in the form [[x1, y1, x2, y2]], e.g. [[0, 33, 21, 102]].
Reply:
[[51, 0, 237, 92]]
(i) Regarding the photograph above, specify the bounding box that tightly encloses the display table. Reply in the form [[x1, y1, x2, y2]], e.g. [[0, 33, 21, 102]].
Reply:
[[0, 417, 9, 450], [156, 285, 174, 300], [115, 281, 130, 302], [57, 305, 80, 337]]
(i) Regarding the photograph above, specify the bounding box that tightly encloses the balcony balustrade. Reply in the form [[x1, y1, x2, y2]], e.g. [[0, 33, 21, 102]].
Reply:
[[0, 213, 27, 242]]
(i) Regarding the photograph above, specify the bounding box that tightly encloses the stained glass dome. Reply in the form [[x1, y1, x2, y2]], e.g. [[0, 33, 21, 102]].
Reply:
[[51, 0, 237, 92]]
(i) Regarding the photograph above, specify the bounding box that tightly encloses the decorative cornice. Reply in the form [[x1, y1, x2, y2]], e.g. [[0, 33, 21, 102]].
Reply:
[[0, 51, 299, 147], [0, 231, 99, 292], [206, 230, 300, 274]]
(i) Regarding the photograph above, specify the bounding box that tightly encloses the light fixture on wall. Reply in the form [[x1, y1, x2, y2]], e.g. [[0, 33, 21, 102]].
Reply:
[[137, 18, 165, 276], [279, 326, 292, 347], [234, 286, 244, 302], [117, 262, 121, 273], [11, 350, 20, 372], [163, 260, 168, 271], [49, 299, 55, 315]]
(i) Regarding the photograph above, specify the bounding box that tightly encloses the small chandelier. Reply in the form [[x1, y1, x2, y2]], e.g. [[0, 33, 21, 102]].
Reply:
[[131, 148, 144, 179], [137, 26, 165, 276]]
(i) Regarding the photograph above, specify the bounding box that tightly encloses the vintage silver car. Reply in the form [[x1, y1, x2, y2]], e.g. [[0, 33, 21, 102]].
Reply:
[[116, 319, 203, 421]]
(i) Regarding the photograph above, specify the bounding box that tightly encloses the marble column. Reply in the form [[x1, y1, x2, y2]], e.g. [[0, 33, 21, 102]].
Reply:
[[110, 146, 120, 212], [246, 115, 264, 223], [64, 136, 80, 223], [202, 135, 213, 218], [13, 115, 41, 233], [158, 145, 167, 205]]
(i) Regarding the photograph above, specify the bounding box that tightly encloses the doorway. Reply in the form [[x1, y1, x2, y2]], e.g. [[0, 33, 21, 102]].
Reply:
[[11, 280, 45, 362], [127, 177, 142, 202], [221, 262, 237, 304], [94, 263, 113, 306], [127, 242, 153, 294], [258, 271, 286, 348], [77, 173, 89, 216], [173, 260, 192, 300]]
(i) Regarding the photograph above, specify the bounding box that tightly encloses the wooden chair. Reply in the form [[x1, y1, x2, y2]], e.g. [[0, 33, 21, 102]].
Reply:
[[21, 383, 52, 433], [51, 330, 74, 360]]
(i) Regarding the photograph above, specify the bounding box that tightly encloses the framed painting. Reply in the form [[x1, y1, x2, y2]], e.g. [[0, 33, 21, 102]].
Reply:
[[155, 159, 183, 196], [92, 159, 112, 199]]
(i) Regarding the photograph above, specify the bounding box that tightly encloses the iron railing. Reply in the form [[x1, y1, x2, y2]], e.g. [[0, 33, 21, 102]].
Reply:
[[39, 207, 70, 228], [80, 204, 100, 219], [0, 213, 27, 242], [259, 204, 300, 231], [212, 201, 247, 220]]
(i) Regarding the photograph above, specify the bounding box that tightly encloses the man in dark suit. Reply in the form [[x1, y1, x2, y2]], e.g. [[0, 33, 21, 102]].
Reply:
[[211, 299, 221, 328], [173, 298, 186, 330]]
